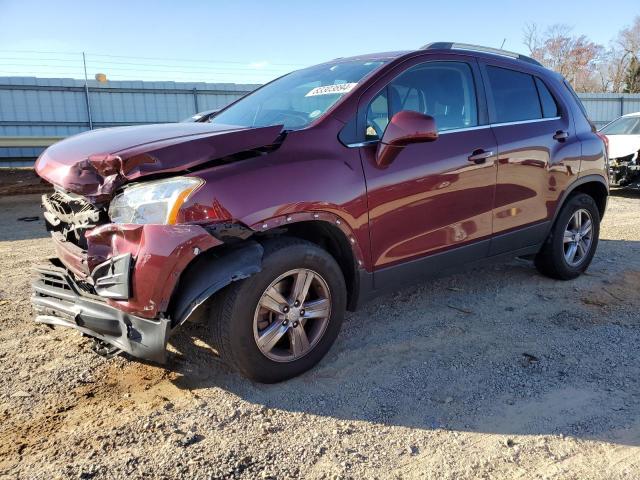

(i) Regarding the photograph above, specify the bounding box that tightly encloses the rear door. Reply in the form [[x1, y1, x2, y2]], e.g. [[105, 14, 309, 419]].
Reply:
[[479, 61, 581, 255]]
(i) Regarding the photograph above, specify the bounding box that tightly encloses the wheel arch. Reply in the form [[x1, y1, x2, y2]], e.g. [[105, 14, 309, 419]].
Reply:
[[274, 219, 361, 311], [553, 175, 609, 225], [167, 213, 367, 327]]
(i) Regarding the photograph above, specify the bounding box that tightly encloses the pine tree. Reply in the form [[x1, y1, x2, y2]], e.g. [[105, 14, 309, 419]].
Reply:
[[623, 56, 640, 93]]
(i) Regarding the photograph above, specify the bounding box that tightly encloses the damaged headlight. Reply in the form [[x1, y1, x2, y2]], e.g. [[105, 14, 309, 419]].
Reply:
[[108, 177, 202, 224]]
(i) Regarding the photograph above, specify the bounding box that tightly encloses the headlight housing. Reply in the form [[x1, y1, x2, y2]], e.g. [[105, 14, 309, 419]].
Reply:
[[108, 177, 202, 224]]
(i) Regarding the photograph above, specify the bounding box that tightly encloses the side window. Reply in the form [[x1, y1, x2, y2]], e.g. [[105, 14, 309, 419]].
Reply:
[[365, 61, 478, 139], [486, 66, 541, 123], [365, 89, 389, 140], [534, 77, 559, 118]]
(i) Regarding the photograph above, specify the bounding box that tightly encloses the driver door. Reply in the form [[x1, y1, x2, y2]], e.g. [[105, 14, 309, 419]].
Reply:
[[358, 58, 498, 288]]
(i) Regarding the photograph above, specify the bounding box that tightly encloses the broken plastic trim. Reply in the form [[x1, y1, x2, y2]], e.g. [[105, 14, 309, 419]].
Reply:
[[205, 222, 254, 243], [91, 253, 132, 300], [169, 241, 264, 326]]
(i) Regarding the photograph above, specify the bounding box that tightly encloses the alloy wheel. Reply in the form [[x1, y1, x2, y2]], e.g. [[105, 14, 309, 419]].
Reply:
[[563, 208, 593, 267], [253, 268, 331, 362]]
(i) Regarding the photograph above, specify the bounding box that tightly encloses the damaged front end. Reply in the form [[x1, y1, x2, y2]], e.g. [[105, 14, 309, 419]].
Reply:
[[609, 150, 640, 188], [32, 187, 264, 363], [32, 123, 283, 363]]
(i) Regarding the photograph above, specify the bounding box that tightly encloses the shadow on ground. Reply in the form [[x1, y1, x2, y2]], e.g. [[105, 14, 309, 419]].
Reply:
[[158, 238, 640, 447], [0, 194, 49, 241]]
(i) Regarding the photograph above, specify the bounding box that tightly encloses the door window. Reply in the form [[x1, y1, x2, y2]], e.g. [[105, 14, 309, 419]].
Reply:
[[486, 66, 543, 123], [365, 62, 478, 139]]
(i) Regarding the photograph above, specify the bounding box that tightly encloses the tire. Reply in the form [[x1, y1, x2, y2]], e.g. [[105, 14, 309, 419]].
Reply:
[[535, 193, 600, 280], [208, 236, 346, 383]]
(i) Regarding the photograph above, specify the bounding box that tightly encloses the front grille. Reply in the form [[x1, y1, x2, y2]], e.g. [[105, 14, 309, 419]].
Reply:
[[42, 190, 107, 249], [33, 258, 99, 299], [40, 269, 73, 292]]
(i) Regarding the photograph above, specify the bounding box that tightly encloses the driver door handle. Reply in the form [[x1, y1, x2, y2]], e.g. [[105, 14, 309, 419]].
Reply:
[[468, 149, 494, 164]]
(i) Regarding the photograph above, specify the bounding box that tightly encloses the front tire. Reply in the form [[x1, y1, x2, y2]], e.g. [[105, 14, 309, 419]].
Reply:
[[209, 237, 346, 383], [535, 193, 600, 280]]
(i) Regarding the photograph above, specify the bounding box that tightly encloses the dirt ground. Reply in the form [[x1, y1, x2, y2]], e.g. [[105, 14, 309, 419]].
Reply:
[[0, 191, 639, 480], [0, 169, 52, 197]]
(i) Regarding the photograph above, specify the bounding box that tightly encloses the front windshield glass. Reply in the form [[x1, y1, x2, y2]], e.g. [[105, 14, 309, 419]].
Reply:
[[210, 60, 386, 130], [601, 116, 640, 135]]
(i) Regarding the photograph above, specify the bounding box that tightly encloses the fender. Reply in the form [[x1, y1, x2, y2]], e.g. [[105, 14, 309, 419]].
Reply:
[[549, 174, 609, 231], [168, 240, 264, 327], [249, 210, 368, 269]]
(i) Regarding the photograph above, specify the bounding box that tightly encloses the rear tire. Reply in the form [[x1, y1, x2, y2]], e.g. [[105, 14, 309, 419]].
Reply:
[[535, 193, 600, 280], [208, 236, 346, 383]]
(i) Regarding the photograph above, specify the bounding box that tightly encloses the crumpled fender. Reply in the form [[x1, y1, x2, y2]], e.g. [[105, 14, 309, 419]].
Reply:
[[168, 240, 264, 326]]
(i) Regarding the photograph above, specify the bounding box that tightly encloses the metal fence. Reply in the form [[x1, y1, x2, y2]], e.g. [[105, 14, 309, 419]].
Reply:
[[2, 76, 640, 167], [0, 77, 259, 166], [579, 93, 640, 129]]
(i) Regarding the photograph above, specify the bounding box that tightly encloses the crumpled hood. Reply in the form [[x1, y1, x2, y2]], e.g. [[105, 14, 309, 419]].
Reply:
[[606, 134, 640, 160], [35, 122, 283, 201]]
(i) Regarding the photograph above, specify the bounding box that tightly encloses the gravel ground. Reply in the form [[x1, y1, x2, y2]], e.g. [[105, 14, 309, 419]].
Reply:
[[1, 191, 639, 480]]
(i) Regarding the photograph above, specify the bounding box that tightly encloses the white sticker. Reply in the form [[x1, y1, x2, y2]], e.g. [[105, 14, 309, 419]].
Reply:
[[305, 82, 358, 97], [309, 109, 322, 118]]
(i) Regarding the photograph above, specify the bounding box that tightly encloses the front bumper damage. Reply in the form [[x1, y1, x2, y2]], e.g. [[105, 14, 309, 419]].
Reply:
[[609, 151, 640, 187], [32, 259, 170, 362], [32, 192, 234, 363]]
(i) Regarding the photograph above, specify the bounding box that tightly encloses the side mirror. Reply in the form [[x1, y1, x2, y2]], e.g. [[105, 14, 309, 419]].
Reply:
[[376, 110, 438, 168]]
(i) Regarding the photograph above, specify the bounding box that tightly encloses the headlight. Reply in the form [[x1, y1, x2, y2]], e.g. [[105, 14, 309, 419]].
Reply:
[[108, 177, 202, 224]]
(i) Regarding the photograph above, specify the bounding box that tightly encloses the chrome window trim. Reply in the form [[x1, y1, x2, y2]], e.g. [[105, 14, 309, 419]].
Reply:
[[490, 116, 561, 128], [347, 116, 562, 147], [438, 124, 491, 135], [346, 140, 380, 148]]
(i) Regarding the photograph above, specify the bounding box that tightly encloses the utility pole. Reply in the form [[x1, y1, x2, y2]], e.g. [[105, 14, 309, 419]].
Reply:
[[82, 52, 93, 130]]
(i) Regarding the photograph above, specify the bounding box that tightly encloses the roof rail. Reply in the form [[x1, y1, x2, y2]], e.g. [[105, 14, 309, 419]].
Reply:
[[420, 42, 543, 67]]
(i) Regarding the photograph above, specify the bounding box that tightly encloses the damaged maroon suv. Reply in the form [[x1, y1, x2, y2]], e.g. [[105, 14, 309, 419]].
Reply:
[[33, 43, 609, 382]]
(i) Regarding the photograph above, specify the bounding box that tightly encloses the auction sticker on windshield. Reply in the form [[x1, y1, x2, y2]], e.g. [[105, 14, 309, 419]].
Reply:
[[305, 83, 358, 97]]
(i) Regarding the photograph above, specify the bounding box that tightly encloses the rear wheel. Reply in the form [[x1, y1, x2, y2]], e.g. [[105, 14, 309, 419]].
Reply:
[[535, 193, 600, 280], [209, 237, 346, 383]]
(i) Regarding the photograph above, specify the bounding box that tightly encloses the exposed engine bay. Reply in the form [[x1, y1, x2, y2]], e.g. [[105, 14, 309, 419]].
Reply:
[[609, 150, 640, 188], [41, 190, 108, 249]]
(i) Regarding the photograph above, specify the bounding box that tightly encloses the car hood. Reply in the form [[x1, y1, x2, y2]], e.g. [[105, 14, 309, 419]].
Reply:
[[35, 122, 283, 201], [606, 134, 640, 159]]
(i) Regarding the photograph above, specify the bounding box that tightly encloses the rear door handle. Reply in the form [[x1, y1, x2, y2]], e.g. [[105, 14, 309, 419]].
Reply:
[[553, 130, 569, 141], [468, 149, 494, 164]]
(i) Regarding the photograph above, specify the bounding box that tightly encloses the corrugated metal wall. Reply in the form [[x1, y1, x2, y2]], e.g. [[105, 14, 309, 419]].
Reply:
[[578, 93, 640, 128], [0, 76, 259, 166], [2, 76, 640, 167]]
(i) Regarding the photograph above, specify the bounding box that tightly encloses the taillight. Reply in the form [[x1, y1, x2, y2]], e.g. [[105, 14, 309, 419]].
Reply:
[[596, 132, 609, 155]]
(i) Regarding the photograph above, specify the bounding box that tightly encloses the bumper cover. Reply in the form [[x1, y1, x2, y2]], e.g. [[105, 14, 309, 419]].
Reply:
[[32, 259, 170, 363]]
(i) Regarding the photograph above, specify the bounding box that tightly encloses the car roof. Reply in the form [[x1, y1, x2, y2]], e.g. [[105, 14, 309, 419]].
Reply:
[[622, 111, 640, 118], [326, 43, 547, 73]]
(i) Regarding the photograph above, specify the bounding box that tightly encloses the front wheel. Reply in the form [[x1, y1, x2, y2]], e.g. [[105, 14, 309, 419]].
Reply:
[[535, 193, 600, 280], [208, 237, 346, 383]]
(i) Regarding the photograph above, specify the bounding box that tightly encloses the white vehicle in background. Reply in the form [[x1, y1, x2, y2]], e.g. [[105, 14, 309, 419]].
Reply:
[[600, 112, 640, 187]]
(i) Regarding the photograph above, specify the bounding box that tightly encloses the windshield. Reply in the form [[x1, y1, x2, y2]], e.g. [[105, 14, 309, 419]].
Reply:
[[210, 60, 386, 130], [601, 116, 640, 135]]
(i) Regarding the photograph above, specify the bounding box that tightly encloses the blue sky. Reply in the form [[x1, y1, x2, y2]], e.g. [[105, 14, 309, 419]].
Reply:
[[0, 0, 638, 83]]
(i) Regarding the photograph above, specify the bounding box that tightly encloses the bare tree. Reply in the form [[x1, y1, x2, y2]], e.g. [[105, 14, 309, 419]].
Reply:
[[616, 16, 640, 93], [522, 24, 604, 92]]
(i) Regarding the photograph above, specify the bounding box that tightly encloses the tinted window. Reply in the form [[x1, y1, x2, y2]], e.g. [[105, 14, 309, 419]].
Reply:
[[486, 66, 541, 123], [563, 79, 589, 119], [535, 78, 558, 118], [365, 62, 478, 138]]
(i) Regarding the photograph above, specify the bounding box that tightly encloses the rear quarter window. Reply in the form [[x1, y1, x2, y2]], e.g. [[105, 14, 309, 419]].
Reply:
[[534, 77, 559, 118], [562, 79, 590, 120]]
